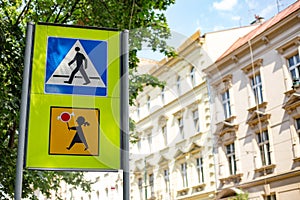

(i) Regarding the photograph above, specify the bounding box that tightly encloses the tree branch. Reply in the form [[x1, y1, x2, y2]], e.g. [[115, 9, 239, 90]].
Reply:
[[59, 0, 80, 24], [8, 124, 16, 149], [46, 3, 59, 23], [14, 0, 33, 26]]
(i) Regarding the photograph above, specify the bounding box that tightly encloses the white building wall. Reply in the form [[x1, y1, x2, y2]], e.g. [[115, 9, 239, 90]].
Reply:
[[204, 2, 300, 199], [130, 25, 258, 200]]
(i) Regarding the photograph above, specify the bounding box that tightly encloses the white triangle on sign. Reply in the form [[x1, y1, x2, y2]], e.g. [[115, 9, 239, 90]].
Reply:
[[46, 40, 106, 87]]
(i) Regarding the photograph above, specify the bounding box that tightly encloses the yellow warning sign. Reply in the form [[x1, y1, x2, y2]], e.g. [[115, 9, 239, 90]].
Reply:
[[49, 107, 99, 156]]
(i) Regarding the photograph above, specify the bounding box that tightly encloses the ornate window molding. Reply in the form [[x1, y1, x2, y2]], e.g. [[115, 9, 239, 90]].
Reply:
[[187, 100, 201, 110], [283, 92, 300, 160], [276, 36, 300, 54], [248, 102, 268, 113], [241, 58, 263, 74], [177, 188, 190, 197], [158, 115, 168, 127], [191, 183, 206, 194], [173, 108, 185, 118], [216, 121, 239, 139], [283, 92, 300, 114], [219, 173, 243, 185], [212, 74, 233, 92], [247, 110, 271, 128], [158, 155, 170, 166], [254, 164, 276, 176]]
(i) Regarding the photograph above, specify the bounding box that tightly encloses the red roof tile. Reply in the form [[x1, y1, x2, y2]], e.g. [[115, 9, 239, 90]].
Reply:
[[217, 0, 300, 62]]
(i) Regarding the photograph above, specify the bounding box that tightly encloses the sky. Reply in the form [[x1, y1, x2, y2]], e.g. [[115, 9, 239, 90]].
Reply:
[[137, 0, 297, 60]]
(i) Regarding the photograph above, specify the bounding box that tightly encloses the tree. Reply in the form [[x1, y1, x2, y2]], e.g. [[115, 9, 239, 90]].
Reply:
[[0, 0, 175, 199]]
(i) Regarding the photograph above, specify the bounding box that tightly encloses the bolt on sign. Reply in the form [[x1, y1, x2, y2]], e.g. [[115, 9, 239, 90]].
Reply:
[[25, 23, 123, 171]]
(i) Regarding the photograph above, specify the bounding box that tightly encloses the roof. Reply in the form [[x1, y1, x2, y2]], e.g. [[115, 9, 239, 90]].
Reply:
[[217, 0, 300, 62]]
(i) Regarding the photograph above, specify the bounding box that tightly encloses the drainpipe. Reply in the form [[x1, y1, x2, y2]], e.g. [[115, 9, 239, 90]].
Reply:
[[206, 77, 218, 199], [144, 158, 148, 200]]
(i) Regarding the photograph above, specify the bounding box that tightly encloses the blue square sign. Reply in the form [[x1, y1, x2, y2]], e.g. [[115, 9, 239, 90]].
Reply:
[[45, 37, 108, 96]]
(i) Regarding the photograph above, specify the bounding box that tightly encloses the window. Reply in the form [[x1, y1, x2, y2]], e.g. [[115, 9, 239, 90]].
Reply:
[[222, 90, 232, 119], [196, 157, 204, 183], [251, 74, 264, 104], [226, 143, 237, 175], [296, 118, 300, 132], [192, 109, 200, 132], [161, 87, 165, 104], [178, 117, 184, 138], [147, 133, 152, 152], [149, 174, 154, 196], [138, 178, 143, 199], [181, 162, 188, 187], [190, 67, 196, 86], [147, 96, 151, 111], [137, 103, 140, 118], [296, 118, 300, 142], [162, 125, 167, 146], [177, 76, 181, 95], [257, 130, 271, 166], [288, 53, 300, 80], [164, 169, 170, 193], [266, 193, 277, 200], [137, 138, 141, 152]]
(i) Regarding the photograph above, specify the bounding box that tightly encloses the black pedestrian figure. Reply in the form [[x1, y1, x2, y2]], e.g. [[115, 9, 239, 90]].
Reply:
[[64, 47, 91, 85], [66, 116, 90, 151]]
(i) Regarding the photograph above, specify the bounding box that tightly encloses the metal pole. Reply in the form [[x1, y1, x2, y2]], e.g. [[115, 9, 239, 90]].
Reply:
[[121, 30, 129, 200], [15, 22, 35, 200]]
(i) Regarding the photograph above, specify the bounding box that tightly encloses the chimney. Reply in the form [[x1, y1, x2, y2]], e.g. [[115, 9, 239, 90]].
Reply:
[[251, 14, 265, 25]]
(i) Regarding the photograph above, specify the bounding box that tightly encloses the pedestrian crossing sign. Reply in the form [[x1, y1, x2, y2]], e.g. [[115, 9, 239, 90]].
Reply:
[[45, 37, 108, 96], [25, 23, 122, 171]]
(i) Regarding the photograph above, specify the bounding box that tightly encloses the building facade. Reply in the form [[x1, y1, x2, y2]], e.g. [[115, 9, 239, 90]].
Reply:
[[129, 25, 257, 200], [203, 1, 300, 199]]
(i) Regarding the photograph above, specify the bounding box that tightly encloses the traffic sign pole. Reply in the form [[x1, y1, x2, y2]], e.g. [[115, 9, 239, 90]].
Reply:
[[121, 30, 129, 200], [15, 22, 35, 200]]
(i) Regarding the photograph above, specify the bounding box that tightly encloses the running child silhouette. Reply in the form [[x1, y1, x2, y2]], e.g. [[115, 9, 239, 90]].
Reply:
[[66, 116, 90, 151]]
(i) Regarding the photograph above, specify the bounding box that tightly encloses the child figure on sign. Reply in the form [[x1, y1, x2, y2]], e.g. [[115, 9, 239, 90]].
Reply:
[[66, 116, 90, 151]]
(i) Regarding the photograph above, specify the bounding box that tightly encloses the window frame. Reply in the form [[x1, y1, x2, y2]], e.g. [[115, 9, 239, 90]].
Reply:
[[181, 162, 188, 188], [147, 133, 152, 152], [196, 157, 204, 183], [265, 193, 277, 200], [161, 87, 165, 104], [190, 67, 196, 86], [287, 53, 300, 80], [192, 109, 200, 132], [178, 117, 184, 138], [164, 169, 170, 193], [137, 138, 141, 152], [295, 118, 300, 143], [162, 125, 168, 146], [221, 89, 232, 119], [250, 73, 264, 105], [147, 96, 151, 111], [257, 130, 272, 166], [177, 75, 181, 95], [149, 173, 154, 196], [226, 143, 237, 175]]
